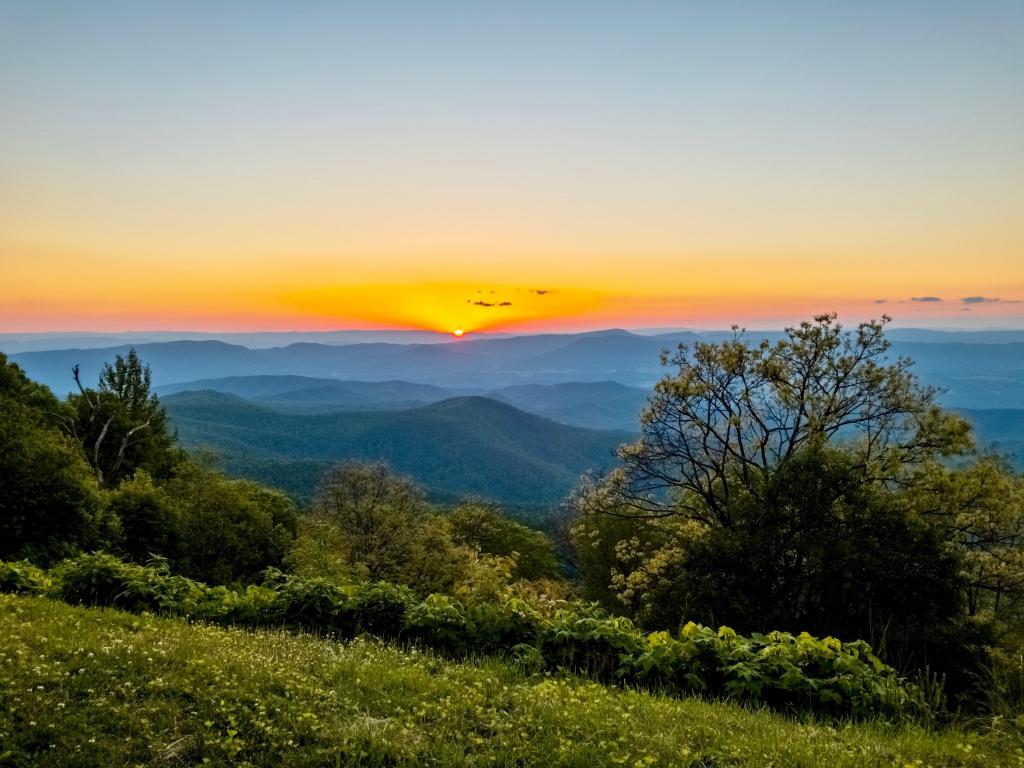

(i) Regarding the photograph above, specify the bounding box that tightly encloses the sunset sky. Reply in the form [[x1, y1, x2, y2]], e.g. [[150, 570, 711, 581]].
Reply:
[[2, 2, 1022, 333]]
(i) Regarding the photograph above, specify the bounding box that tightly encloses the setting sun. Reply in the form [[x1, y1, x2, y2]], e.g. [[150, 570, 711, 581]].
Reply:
[[452, 329, 464, 338]]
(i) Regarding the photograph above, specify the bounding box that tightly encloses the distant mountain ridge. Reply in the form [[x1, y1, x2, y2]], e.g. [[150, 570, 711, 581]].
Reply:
[[13, 331, 1024, 411]]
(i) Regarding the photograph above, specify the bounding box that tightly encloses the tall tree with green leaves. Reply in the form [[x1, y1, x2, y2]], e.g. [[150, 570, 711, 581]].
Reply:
[[0, 353, 114, 562], [572, 314, 987, 681], [62, 349, 179, 487]]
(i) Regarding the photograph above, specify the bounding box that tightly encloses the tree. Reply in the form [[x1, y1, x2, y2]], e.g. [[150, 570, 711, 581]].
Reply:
[[62, 349, 179, 488], [609, 314, 970, 524], [574, 314, 980, 675], [104, 471, 182, 564], [298, 462, 428, 584], [906, 456, 1024, 638], [0, 354, 115, 562], [167, 462, 298, 584], [447, 502, 561, 580], [289, 462, 492, 594]]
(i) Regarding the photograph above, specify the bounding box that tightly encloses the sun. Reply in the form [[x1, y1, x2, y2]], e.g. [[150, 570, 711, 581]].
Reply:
[[452, 328, 465, 338]]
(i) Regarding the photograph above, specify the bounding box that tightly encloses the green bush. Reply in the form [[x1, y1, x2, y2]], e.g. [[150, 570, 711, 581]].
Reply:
[[354, 582, 415, 638], [51, 553, 203, 615], [268, 572, 358, 635], [406, 593, 471, 653], [468, 597, 542, 652], [542, 604, 645, 681], [0, 559, 49, 595]]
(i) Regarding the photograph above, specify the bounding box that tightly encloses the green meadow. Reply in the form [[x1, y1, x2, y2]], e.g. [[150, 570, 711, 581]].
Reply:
[[2, 593, 1021, 768]]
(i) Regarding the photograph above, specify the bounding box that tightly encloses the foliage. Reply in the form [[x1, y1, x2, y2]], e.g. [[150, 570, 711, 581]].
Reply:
[[62, 349, 181, 487], [572, 314, 1011, 705], [591, 446, 966, 667], [290, 464, 570, 598], [291, 462, 478, 595], [103, 470, 182, 563], [166, 461, 299, 585], [5, 595, 1020, 768], [301, 462, 428, 584], [0, 360, 113, 562], [0, 560, 49, 595], [612, 314, 970, 521], [447, 501, 561, 580], [0, 553, 928, 720]]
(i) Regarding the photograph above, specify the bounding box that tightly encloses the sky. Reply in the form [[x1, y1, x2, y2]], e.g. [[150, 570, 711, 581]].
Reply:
[[1, 1, 1022, 334]]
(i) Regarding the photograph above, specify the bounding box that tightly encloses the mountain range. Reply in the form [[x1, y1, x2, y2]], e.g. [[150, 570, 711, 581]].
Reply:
[[6, 328, 1023, 502], [11, 329, 1024, 407]]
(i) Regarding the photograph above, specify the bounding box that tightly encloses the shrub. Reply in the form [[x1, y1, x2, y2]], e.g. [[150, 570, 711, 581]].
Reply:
[[354, 582, 414, 638], [541, 604, 645, 680], [406, 594, 471, 653], [269, 574, 358, 635], [467, 597, 542, 652], [0, 560, 49, 595]]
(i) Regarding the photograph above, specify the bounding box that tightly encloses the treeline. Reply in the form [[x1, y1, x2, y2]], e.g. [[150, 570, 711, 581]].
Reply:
[[0, 554, 922, 720]]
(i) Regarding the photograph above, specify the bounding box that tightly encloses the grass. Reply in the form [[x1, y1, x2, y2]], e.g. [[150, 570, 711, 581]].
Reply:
[[1, 594, 1021, 767]]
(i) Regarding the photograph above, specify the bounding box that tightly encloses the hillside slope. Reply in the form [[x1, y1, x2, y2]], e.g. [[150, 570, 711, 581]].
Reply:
[[157, 375, 458, 411], [164, 392, 628, 504], [1, 594, 1016, 767]]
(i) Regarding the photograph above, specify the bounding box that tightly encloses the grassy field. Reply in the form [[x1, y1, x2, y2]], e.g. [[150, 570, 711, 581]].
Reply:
[[1, 594, 1021, 767]]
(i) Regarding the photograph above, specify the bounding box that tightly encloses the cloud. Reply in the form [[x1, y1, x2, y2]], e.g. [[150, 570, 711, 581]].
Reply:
[[911, 296, 943, 302], [498, 301, 512, 306], [961, 307, 972, 312], [962, 296, 999, 304], [530, 289, 552, 295], [874, 299, 887, 304], [472, 300, 495, 307]]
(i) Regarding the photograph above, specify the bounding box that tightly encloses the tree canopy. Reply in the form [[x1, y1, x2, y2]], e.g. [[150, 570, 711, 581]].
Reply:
[[61, 348, 180, 488]]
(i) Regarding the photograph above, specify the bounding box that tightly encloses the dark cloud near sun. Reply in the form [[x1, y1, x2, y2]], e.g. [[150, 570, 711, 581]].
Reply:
[[911, 296, 943, 302], [464, 286, 546, 307]]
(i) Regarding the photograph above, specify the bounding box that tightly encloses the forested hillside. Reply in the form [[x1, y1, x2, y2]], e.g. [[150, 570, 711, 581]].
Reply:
[[163, 391, 627, 504]]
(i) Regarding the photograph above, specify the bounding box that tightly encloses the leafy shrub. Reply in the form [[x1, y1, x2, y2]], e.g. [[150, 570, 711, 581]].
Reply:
[[354, 582, 414, 638], [53, 553, 159, 611], [542, 604, 645, 680], [0, 560, 49, 595], [268, 573, 358, 635], [467, 597, 542, 652], [406, 594, 471, 653], [52, 553, 204, 614], [195, 583, 280, 626]]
